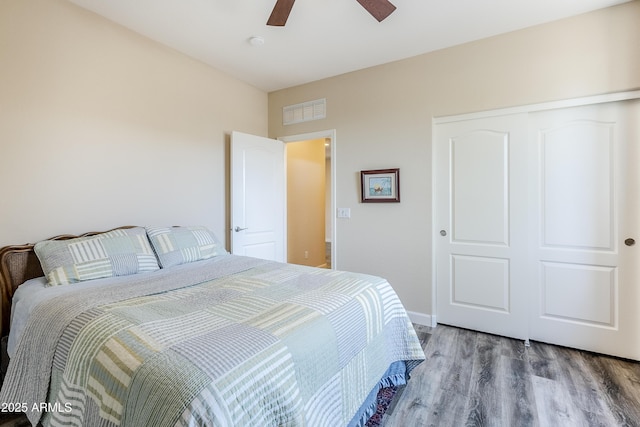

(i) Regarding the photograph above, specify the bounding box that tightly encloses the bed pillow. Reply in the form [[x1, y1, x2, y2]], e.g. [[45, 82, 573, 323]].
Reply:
[[145, 226, 227, 268], [34, 227, 160, 287]]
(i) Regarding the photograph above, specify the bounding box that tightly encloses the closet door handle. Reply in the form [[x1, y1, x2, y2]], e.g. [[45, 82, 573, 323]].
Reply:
[[234, 226, 248, 232], [625, 238, 635, 246]]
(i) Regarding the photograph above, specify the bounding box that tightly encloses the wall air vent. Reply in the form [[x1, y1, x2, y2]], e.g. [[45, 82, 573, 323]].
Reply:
[[283, 98, 326, 125]]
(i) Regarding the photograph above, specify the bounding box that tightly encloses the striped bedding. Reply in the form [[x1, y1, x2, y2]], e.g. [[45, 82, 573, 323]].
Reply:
[[0, 255, 425, 427]]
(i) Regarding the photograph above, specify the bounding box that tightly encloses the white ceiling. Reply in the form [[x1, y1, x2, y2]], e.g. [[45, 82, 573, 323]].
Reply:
[[68, 0, 631, 92]]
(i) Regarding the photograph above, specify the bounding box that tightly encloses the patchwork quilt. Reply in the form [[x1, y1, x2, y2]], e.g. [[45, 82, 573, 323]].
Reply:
[[0, 255, 425, 427]]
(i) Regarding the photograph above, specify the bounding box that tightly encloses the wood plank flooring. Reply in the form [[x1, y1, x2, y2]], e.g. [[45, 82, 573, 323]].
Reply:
[[382, 324, 640, 427]]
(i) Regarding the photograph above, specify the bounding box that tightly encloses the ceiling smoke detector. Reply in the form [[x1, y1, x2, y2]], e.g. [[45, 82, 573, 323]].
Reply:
[[249, 36, 265, 47]]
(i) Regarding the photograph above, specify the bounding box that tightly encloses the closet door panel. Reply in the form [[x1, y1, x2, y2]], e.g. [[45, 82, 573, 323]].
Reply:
[[451, 131, 509, 245], [541, 122, 614, 250], [529, 100, 639, 360], [435, 114, 530, 340]]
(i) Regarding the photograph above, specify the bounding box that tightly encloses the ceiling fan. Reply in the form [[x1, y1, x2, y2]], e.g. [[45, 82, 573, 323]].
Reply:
[[267, 0, 397, 26]]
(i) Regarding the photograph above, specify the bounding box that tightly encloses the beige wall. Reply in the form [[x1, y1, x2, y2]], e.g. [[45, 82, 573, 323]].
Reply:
[[268, 2, 640, 318], [0, 0, 267, 248], [287, 139, 326, 267]]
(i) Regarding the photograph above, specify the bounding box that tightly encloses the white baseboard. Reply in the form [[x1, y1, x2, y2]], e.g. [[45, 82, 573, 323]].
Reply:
[[406, 311, 437, 327]]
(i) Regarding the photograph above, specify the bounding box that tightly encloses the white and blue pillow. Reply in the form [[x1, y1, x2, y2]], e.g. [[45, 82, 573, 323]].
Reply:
[[145, 226, 227, 268], [34, 227, 160, 287]]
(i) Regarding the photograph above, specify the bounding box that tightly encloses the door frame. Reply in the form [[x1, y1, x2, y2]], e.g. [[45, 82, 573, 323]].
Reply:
[[279, 129, 337, 269], [431, 90, 640, 325]]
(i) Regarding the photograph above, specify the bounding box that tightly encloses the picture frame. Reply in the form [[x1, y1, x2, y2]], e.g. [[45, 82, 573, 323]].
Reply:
[[360, 168, 400, 203]]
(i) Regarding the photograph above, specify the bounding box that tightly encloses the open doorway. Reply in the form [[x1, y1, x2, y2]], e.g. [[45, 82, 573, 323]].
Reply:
[[280, 130, 336, 270]]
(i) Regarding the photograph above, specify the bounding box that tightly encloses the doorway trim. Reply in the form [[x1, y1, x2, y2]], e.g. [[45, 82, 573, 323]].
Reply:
[[434, 90, 640, 125], [279, 129, 337, 270]]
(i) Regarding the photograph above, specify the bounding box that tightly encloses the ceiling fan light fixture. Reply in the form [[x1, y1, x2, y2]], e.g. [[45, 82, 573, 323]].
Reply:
[[267, 0, 295, 26], [266, 0, 396, 26], [355, 0, 397, 22]]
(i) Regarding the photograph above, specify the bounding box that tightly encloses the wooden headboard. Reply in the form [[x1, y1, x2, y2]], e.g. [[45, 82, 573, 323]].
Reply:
[[0, 226, 136, 337]]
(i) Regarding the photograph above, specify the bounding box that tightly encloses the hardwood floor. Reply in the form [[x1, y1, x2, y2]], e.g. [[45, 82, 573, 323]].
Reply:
[[382, 324, 640, 427]]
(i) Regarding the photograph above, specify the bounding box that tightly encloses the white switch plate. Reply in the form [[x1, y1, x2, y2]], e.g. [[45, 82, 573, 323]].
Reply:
[[337, 208, 351, 218]]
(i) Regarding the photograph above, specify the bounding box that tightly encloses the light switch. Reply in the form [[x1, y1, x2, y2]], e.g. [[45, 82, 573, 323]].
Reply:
[[337, 208, 351, 218]]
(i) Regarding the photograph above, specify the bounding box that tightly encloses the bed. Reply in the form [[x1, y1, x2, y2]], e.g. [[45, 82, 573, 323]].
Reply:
[[0, 226, 424, 427]]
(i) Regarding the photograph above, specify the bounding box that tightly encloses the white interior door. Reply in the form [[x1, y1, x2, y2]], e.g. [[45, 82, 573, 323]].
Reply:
[[231, 131, 285, 262], [528, 100, 639, 360], [435, 114, 530, 340]]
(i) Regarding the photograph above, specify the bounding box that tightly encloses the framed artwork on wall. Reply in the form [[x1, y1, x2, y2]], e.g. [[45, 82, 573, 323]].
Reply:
[[360, 168, 400, 203]]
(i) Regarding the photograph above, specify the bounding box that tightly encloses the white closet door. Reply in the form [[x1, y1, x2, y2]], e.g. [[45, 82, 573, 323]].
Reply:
[[528, 100, 639, 360], [434, 113, 530, 340]]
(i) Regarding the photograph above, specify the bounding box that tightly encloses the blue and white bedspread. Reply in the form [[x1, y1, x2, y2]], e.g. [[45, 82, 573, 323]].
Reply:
[[1, 255, 425, 427]]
